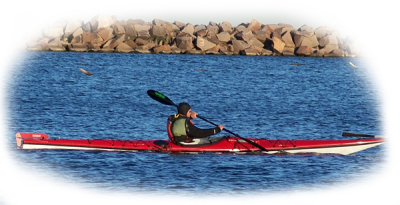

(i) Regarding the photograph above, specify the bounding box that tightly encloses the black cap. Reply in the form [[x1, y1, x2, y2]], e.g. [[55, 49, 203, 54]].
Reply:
[[177, 102, 191, 115]]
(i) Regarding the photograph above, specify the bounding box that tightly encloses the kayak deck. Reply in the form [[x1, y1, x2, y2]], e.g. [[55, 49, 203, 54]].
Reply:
[[15, 133, 385, 155]]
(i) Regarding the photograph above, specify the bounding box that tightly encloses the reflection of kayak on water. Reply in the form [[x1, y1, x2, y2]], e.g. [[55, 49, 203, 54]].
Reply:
[[15, 132, 384, 155]]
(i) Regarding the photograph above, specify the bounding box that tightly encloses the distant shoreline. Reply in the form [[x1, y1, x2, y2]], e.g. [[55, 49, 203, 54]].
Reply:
[[25, 14, 361, 58]]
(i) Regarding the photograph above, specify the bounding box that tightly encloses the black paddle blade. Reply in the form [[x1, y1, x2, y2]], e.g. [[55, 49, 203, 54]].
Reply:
[[147, 90, 177, 107], [342, 132, 376, 138]]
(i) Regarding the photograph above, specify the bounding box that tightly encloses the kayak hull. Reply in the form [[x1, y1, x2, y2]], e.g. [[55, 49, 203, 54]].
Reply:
[[15, 133, 385, 155]]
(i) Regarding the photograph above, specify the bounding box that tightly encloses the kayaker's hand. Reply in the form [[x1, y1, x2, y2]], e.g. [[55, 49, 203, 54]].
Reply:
[[190, 111, 198, 119], [218, 125, 224, 131]]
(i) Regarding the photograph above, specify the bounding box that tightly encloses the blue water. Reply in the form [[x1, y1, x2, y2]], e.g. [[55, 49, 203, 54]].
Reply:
[[6, 52, 385, 195]]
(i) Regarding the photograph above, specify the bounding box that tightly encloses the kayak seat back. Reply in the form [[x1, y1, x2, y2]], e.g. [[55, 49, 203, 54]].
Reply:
[[167, 116, 176, 143]]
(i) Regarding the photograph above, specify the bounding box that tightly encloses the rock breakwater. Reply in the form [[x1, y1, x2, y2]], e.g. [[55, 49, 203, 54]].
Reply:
[[26, 14, 360, 57]]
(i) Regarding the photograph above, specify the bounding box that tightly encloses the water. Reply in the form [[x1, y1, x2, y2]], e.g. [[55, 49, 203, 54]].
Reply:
[[6, 52, 385, 196]]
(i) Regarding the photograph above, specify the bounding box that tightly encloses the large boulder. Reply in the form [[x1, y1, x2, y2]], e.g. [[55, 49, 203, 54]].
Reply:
[[0, 22, 13, 36], [112, 23, 126, 35], [64, 19, 83, 39], [90, 14, 115, 31], [196, 29, 208, 37], [323, 44, 339, 53], [134, 25, 151, 40], [195, 25, 207, 33], [115, 43, 134, 53], [299, 25, 314, 35], [206, 25, 219, 34], [247, 19, 262, 32], [97, 28, 114, 42], [124, 24, 138, 40], [231, 40, 251, 53], [216, 32, 231, 42], [153, 45, 171, 54], [240, 46, 258, 56], [153, 18, 167, 26], [174, 21, 186, 29], [319, 34, 338, 47], [310, 35, 319, 48], [219, 21, 233, 33], [67, 43, 87, 52], [272, 36, 285, 53], [206, 33, 220, 45], [82, 32, 103, 45], [176, 34, 194, 52], [150, 25, 168, 44], [42, 26, 64, 39], [181, 24, 195, 34], [282, 47, 295, 56], [102, 34, 125, 49], [296, 46, 313, 56], [196, 37, 216, 51], [235, 30, 254, 42], [48, 38, 65, 51], [247, 37, 265, 48], [281, 31, 295, 48]]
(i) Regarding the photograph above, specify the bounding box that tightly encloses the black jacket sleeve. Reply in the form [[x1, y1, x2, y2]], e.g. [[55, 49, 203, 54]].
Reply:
[[186, 120, 221, 139]]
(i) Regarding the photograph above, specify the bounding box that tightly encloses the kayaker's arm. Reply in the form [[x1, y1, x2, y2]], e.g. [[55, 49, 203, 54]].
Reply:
[[186, 121, 222, 139]]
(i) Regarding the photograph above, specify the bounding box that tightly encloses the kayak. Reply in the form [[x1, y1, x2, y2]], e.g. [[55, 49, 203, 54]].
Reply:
[[15, 132, 384, 155]]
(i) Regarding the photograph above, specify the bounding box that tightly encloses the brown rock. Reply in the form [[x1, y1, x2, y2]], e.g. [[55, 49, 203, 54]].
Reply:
[[247, 37, 264, 48], [82, 22, 92, 32], [325, 49, 344, 57], [216, 32, 231, 42], [176, 34, 194, 52], [42, 27, 64, 39], [127, 19, 146, 25], [170, 45, 182, 54], [102, 34, 125, 49], [68, 43, 87, 52], [115, 43, 134, 53], [0, 22, 13, 36], [112, 23, 126, 35], [247, 19, 262, 32], [196, 37, 217, 51], [174, 21, 186, 29], [300, 37, 312, 47], [90, 14, 115, 31], [123, 24, 138, 41], [153, 45, 171, 54], [185, 50, 204, 55], [206, 25, 219, 34], [299, 25, 314, 35], [310, 35, 319, 48], [48, 38, 65, 51], [206, 33, 220, 45], [182, 24, 195, 34], [70, 35, 83, 44], [240, 47, 258, 56], [281, 31, 295, 48], [282, 47, 295, 56], [153, 19, 167, 26], [82, 32, 103, 45], [64, 19, 83, 38], [346, 43, 360, 55], [324, 44, 339, 53], [296, 46, 313, 56], [236, 30, 254, 42], [125, 40, 138, 49], [196, 29, 208, 37], [231, 40, 251, 52], [97, 28, 114, 42], [219, 23, 233, 34], [150, 26, 168, 44], [272, 37, 285, 53], [314, 26, 328, 39]]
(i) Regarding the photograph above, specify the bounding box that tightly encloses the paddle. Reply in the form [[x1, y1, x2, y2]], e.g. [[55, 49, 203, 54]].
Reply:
[[147, 89, 269, 152], [342, 132, 382, 138]]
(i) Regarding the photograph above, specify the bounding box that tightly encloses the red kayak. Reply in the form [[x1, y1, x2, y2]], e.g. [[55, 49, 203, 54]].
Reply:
[[15, 132, 384, 155]]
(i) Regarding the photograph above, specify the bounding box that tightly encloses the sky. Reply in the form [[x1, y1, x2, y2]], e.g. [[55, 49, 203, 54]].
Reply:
[[0, 0, 400, 39]]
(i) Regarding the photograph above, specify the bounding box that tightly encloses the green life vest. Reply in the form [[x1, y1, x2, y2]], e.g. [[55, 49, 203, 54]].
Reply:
[[171, 118, 188, 137]]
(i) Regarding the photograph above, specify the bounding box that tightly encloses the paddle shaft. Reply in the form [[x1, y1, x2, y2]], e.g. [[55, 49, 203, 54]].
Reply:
[[342, 132, 400, 139]]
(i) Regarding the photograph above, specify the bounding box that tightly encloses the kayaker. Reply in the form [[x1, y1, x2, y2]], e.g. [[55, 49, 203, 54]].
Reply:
[[168, 102, 224, 145]]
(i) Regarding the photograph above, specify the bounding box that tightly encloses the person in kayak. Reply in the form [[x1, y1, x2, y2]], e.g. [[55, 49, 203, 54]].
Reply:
[[168, 102, 224, 145]]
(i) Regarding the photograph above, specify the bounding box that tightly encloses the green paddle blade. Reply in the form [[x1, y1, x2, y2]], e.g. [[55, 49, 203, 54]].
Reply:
[[147, 90, 177, 107]]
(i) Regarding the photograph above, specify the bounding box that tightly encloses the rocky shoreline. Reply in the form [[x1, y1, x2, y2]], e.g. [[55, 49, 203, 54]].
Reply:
[[26, 14, 360, 57]]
